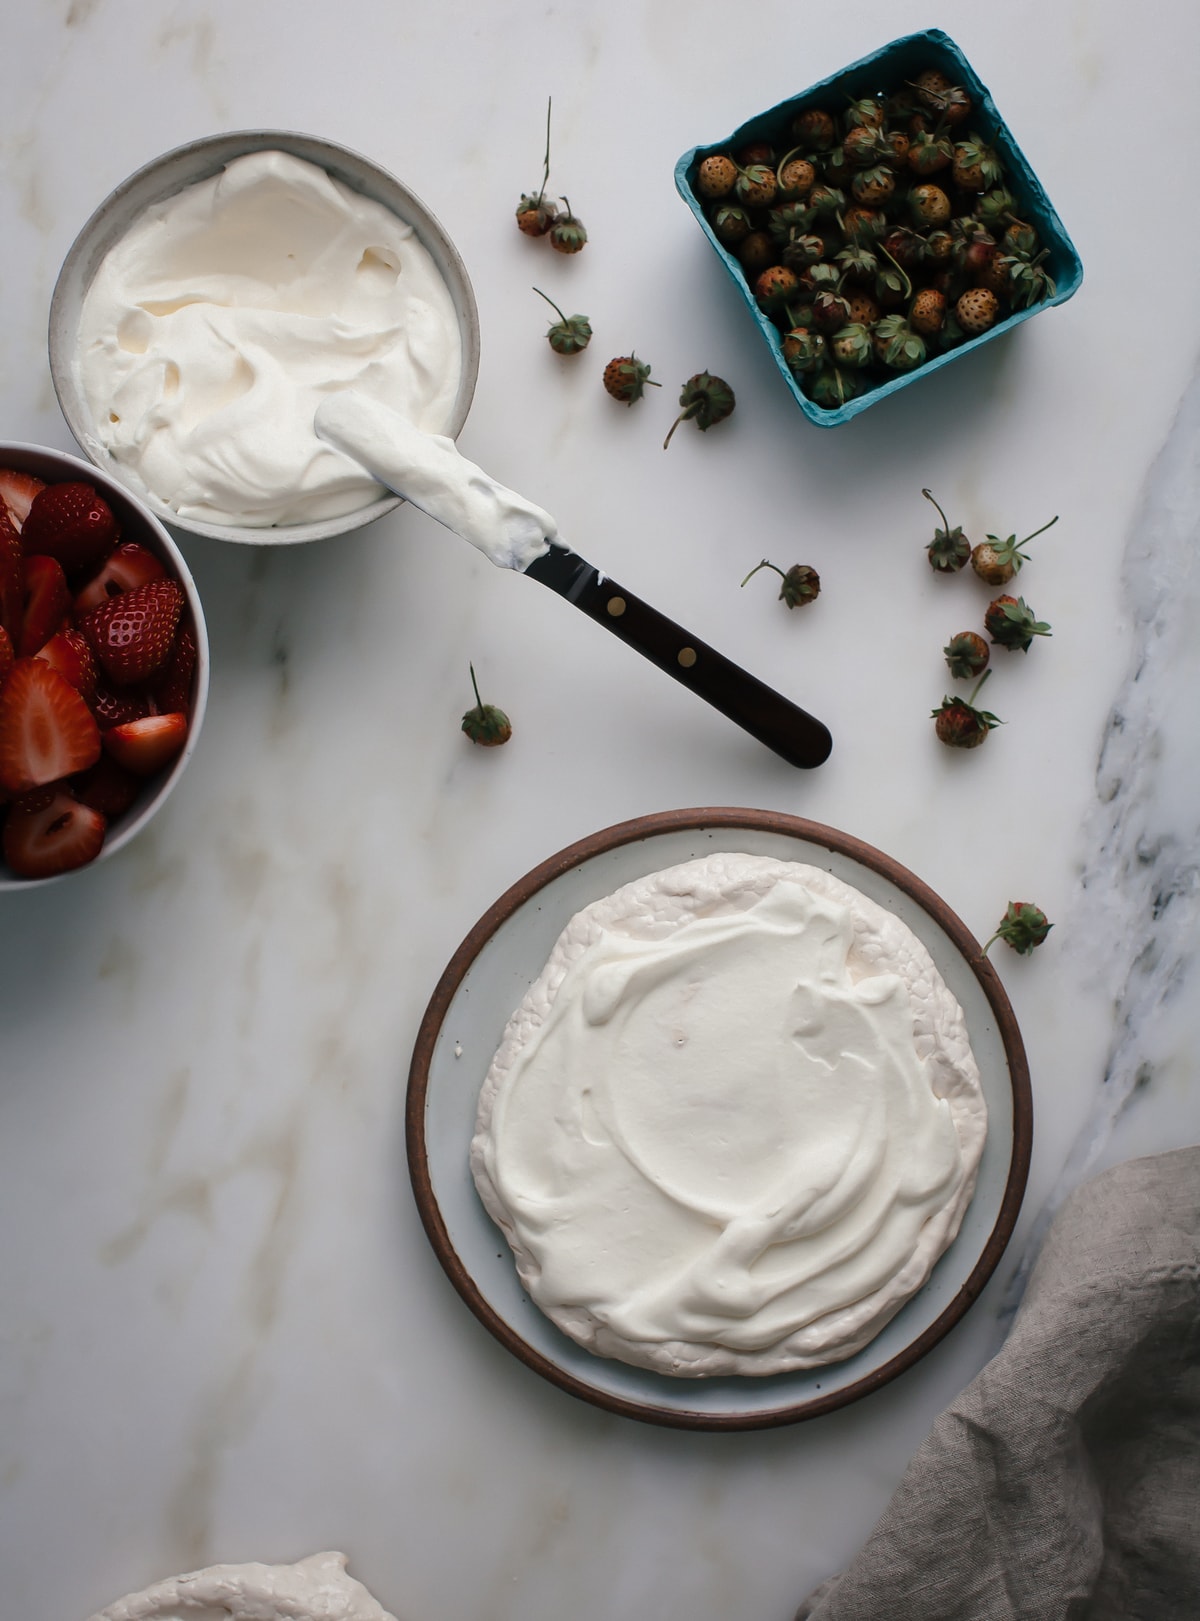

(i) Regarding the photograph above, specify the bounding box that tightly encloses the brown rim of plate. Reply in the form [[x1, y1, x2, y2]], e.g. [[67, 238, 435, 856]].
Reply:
[[405, 807, 1033, 1432]]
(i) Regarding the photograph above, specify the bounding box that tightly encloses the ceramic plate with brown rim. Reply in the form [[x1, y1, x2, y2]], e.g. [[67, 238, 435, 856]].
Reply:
[[406, 808, 1031, 1431]]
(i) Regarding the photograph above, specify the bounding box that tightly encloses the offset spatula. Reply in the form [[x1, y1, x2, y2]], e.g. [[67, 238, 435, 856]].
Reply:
[[315, 394, 832, 769]]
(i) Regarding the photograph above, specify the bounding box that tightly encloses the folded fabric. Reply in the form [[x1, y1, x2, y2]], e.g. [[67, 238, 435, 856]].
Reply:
[[795, 1147, 1200, 1621]]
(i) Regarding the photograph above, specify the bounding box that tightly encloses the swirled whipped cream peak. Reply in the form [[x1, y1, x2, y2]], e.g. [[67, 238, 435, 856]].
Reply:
[[470, 853, 987, 1378], [75, 149, 462, 527], [87, 1550, 398, 1621]]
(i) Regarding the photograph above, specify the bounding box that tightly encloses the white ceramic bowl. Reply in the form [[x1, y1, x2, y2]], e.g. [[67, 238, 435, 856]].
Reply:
[[48, 129, 481, 546], [0, 443, 209, 891]]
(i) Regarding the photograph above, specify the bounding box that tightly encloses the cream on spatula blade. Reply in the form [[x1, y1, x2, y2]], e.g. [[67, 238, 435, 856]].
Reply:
[[315, 392, 831, 767]]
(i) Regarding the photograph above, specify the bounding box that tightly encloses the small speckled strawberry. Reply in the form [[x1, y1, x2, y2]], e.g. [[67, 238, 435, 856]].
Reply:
[[922, 489, 970, 573], [984, 594, 1052, 652], [547, 199, 587, 254], [910, 287, 947, 337], [603, 354, 660, 405], [931, 671, 1000, 749], [741, 559, 820, 609], [944, 631, 989, 679], [461, 664, 511, 747], [956, 286, 1000, 336], [971, 515, 1059, 585], [695, 154, 738, 199]]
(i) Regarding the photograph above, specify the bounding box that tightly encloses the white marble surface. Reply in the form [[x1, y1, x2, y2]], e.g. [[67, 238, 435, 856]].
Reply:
[[3, 2, 1199, 1617]]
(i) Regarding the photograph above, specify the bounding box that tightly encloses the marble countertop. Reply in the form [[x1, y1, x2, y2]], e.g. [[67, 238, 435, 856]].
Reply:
[[3, 2, 1199, 1617]]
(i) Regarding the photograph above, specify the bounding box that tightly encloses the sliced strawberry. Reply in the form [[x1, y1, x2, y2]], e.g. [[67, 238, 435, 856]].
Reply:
[[0, 625, 12, 686], [0, 658, 102, 795], [75, 753, 140, 818], [21, 481, 119, 578], [75, 542, 166, 612], [103, 712, 187, 776], [17, 554, 71, 658], [35, 628, 97, 701], [0, 510, 22, 637], [78, 578, 184, 687], [3, 784, 106, 878], [0, 469, 47, 533], [90, 681, 152, 730], [152, 626, 197, 714]]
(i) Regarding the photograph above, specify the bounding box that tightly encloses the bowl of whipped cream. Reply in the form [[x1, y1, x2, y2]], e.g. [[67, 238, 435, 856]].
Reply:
[[50, 131, 480, 544]]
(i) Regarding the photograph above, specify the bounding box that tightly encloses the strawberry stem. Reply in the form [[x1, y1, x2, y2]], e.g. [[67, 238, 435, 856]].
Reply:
[[535, 97, 552, 208], [922, 487, 950, 532], [469, 662, 484, 711], [967, 668, 992, 706], [741, 559, 785, 588], [533, 286, 565, 322], [1019, 514, 1059, 549]]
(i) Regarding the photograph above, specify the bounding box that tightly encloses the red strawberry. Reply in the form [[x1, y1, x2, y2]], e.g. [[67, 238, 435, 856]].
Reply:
[[17, 554, 71, 658], [21, 481, 119, 578], [152, 626, 197, 714], [0, 469, 47, 532], [75, 542, 166, 613], [75, 753, 140, 818], [0, 509, 22, 637], [78, 578, 184, 686], [90, 682, 152, 730], [0, 658, 102, 795], [3, 784, 106, 879], [103, 712, 188, 776], [0, 625, 12, 686], [34, 629, 97, 700]]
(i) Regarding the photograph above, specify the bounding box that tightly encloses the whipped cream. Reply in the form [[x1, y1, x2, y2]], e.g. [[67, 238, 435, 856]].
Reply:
[[471, 854, 987, 1378], [76, 150, 462, 528], [315, 391, 556, 570], [88, 1550, 397, 1621]]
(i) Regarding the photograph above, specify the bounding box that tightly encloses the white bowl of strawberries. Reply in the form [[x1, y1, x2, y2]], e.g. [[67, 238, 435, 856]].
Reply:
[[0, 443, 208, 887]]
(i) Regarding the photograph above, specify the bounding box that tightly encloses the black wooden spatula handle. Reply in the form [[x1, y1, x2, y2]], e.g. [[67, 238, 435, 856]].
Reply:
[[524, 546, 832, 769]]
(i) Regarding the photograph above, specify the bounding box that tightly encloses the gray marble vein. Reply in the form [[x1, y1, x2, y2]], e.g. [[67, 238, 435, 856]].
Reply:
[[1001, 360, 1200, 1320]]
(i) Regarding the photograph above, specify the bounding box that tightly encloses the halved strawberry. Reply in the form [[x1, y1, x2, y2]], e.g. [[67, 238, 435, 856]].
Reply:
[[21, 481, 119, 578], [152, 626, 197, 714], [78, 578, 184, 687], [3, 785, 106, 878], [102, 712, 187, 776], [75, 753, 140, 818], [17, 554, 71, 658], [75, 542, 166, 613], [0, 658, 102, 795], [0, 625, 12, 686], [35, 628, 97, 701], [0, 510, 22, 637], [90, 682, 152, 730], [0, 469, 47, 533]]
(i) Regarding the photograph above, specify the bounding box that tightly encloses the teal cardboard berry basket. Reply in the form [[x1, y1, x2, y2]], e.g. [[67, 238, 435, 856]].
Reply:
[[675, 28, 1082, 427]]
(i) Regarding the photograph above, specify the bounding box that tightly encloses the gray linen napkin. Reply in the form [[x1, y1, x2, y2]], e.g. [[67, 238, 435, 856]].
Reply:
[[795, 1147, 1200, 1621]]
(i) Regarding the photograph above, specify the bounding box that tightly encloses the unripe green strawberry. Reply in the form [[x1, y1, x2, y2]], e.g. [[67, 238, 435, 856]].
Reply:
[[548, 200, 587, 254], [982, 901, 1052, 957], [461, 665, 511, 746], [806, 364, 862, 409], [663, 372, 736, 448], [741, 558, 820, 608], [533, 288, 591, 355], [923, 489, 970, 573]]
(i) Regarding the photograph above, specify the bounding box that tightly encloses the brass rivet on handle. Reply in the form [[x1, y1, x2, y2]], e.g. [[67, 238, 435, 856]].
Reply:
[[677, 646, 697, 668], [606, 596, 626, 617]]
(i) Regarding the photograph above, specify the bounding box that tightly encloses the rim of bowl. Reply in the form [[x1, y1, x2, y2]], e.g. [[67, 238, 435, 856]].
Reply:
[[0, 441, 210, 893], [48, 128, 481, 546]]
